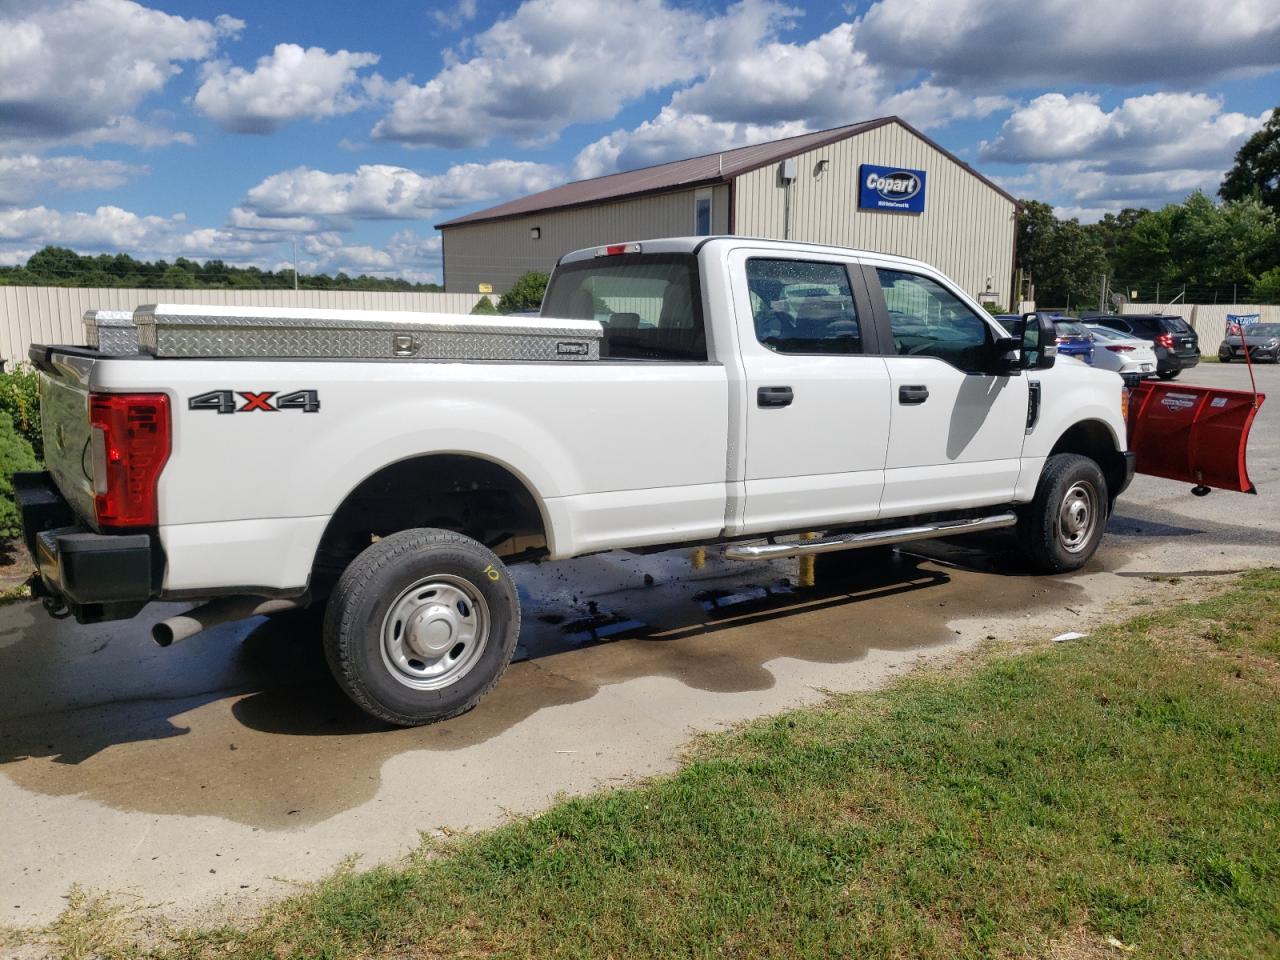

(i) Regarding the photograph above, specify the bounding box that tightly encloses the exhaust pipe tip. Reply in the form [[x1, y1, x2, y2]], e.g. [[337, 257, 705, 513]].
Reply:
[[152, 621, 176, 647]]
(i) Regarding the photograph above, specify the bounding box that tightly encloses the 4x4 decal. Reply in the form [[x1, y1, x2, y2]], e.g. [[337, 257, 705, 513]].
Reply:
[[188, 389, 320, 414]]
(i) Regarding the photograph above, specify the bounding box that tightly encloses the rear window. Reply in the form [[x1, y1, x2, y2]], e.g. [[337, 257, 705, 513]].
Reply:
[[541, 254, 706, 361], [1054, 320, 1089, 338], [1159, 316, 1193, 335]]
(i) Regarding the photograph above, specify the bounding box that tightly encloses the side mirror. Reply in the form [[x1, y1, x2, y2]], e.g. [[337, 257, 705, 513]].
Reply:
[[992, 335, 1022, 375], [1019, 312, 1057, 370]]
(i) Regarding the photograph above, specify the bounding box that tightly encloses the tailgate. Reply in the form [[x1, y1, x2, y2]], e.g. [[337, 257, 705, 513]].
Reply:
[[33, 348, 98, 524]]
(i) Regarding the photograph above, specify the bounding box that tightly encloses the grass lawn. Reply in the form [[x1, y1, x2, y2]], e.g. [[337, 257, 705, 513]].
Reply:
[[36, 571, 1280, 959]]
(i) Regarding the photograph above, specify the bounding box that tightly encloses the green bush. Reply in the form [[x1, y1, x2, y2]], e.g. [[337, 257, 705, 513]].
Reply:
[[497, 271, 549, 314], [470, 297, 499, 315], [0, 365, 42, 460], [0, 411, 39, 538]]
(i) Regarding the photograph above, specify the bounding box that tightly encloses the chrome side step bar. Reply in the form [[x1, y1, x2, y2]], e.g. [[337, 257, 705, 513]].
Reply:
[[722, 513, 1018, 561]]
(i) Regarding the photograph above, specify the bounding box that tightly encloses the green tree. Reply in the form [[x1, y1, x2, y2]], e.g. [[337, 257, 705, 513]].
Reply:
[[470, 297, 499, 315], [1016, 200, 1107, 307], [1220, 106, 1280, 214], [497, 271, 549, 313], [0, 411, 40, 538], [1253, 266, 1280, 304]]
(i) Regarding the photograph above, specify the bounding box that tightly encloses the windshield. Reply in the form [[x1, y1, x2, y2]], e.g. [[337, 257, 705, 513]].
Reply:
[[1236, 324, 1280, 337], [1054, 321, 1089, 339], [1087, 326, 1121, 341], [541, 253, 706, 361]]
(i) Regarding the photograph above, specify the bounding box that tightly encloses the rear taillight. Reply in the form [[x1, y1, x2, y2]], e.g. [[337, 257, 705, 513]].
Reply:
[[1155, 333, 1175, 349], [88, 393, 170, 529], [1106, 344, 1135, 353], [1055, 337, 1067, 344]]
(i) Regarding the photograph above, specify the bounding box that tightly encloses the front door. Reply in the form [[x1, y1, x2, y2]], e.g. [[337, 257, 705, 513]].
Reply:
[[730, 251, 892, 534], [869, 266, 1028, 517]]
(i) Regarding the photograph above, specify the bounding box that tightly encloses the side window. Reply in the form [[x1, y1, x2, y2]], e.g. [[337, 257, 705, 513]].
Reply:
[[746, 259, 862, 355], [876, 268, 991, 371]]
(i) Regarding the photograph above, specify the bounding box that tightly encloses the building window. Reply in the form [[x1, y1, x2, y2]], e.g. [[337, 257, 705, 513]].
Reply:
[[694, 189, 713, 236], [746, 258, 862, 355]]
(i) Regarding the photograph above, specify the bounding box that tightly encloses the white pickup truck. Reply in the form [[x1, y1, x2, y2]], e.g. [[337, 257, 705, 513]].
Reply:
[[19, 237, 1133, 725]]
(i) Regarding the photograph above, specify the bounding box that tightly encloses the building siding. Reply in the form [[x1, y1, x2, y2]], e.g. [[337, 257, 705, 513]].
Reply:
[[441, 185, 730, 293], [0, 287, 492, 365], [732, 122, 1016, 305]]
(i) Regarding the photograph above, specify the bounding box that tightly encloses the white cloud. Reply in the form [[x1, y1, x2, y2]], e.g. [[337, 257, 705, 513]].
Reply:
[[857, 0, 1280, 87], [433, 0, 478, 29], [296, 229, 443, 283], [981, 93, 1267, 169], [242, 160, 563, 221], [0, 0, 240, 146], [572, 15, 1010, 178], [194, 43, 381, 133], [983, 93, 1269, 219], [371, 0, 787, 148], [0, 204, 186, 251], [0, 154, 147, 205], [572, 109, 808, 179]]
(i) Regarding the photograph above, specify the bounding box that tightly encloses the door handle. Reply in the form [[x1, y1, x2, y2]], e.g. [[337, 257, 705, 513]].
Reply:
[[898, 384, 929, 405], [757, 386, 794, 408]]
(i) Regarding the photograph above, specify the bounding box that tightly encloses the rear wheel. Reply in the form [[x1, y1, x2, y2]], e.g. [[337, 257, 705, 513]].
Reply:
[[324, 528, 520, 726], [1157, 369, 1180, 380], [1017, 454, 1108, 574]]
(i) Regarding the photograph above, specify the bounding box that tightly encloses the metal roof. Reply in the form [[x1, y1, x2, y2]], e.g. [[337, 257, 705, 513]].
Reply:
[[437, 116, 1016, 229]]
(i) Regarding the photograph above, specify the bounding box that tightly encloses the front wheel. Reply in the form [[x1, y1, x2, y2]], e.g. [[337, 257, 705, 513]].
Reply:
[[1017, 454, 1108, 574], [324, 528, 520, 726], [1219, 355, 1231, 363]]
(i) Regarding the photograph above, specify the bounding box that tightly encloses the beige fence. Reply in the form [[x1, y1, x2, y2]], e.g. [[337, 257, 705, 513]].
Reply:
[[1121, 303, 1280, 352], [0, 286, 495, 365]]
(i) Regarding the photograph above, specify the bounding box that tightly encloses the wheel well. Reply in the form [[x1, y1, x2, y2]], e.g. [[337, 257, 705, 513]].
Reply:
[[314, 455, 548, 584], [1049, 420, 1126, 499]]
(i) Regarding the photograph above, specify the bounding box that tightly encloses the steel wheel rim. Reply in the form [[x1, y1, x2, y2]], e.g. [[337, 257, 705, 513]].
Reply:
[[1057, 480, 1099, 554], [380, 574, 489, 690]]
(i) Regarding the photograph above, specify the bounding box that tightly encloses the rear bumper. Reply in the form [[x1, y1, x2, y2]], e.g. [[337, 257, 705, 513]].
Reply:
[[15, 471, 157, 623], [1157, 351, 1200, 373]]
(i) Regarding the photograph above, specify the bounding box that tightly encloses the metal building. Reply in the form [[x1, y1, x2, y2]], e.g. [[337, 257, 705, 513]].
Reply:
[[437, 116, 1017, 306]]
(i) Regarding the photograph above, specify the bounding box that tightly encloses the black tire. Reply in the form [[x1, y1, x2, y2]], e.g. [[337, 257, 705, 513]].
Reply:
[[1219, 355, 1231, 363], [1157, 369, 1180, 380], [323, 528, 520, 726], [1017, 453, 1108, 574]]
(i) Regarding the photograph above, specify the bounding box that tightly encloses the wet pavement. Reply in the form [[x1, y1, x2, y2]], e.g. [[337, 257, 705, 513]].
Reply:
[[0, 361, 1276, 928]]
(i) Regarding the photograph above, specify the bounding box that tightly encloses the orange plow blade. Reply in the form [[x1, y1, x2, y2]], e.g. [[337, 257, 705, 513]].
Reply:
[[1126, 380, 1265, 494]]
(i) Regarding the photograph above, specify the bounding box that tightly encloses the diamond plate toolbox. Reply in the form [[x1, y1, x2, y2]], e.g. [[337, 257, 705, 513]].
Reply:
[[83, 310, 139, 354], [132, 304, 602, 361]]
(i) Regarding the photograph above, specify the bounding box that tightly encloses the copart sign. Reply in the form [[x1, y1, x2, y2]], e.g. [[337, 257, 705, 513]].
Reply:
[[859, 164, 927, 213]]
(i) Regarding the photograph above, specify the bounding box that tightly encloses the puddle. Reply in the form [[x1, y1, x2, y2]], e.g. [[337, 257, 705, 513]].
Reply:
[[0, 542, 1087, 828]]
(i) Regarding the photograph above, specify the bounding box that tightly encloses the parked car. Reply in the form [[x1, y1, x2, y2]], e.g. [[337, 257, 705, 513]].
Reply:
[[1084, 314, 1199, 379], [1050, 318, 1094, 365], [1085, 324, 1158, 383], [21, 238, 1135, 726], [1218, 323, 1280, 363]]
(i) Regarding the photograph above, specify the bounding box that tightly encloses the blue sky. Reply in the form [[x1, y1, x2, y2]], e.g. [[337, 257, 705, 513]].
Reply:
[[1, 0, 1277, 283]]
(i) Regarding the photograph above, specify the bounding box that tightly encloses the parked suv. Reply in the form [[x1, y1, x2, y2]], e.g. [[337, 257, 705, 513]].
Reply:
[[1084, 314, 1199, 379]]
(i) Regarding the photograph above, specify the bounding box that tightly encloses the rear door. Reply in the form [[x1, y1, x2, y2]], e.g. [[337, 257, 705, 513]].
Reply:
[[728, 249, 891, 534], [867, 265, 1028, 517]]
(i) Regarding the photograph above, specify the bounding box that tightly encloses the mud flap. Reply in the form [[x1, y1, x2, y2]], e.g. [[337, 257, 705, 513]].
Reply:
[[1126, 381, 1266, 494]]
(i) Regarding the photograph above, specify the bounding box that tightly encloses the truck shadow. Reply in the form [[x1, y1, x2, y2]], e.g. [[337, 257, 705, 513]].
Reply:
[[0, 546, 1084, 827]]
